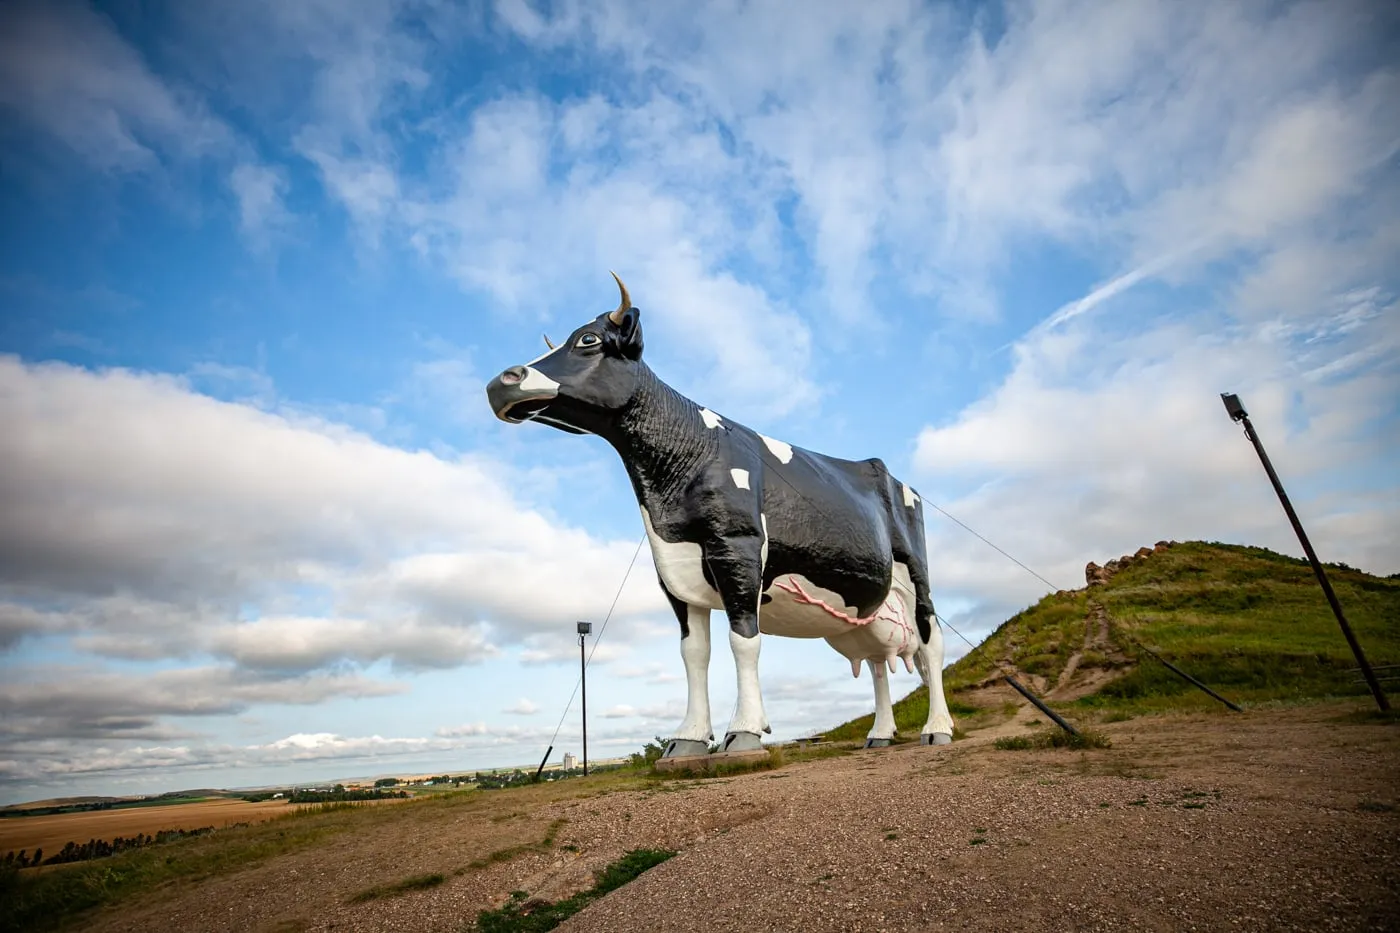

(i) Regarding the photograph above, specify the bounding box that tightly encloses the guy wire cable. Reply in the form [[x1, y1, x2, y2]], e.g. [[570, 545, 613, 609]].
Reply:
[[542, 533, 649, 750]]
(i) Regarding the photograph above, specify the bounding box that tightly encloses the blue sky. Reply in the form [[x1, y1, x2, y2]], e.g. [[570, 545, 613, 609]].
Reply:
[[1, 0, 1397, 804]]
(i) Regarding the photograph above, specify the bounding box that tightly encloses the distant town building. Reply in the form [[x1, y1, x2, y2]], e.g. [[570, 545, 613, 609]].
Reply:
[[562, 753, 577, 770]]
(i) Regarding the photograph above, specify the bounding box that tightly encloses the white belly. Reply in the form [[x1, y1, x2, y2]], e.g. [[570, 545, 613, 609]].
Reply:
[[759, 563, 919, 666]]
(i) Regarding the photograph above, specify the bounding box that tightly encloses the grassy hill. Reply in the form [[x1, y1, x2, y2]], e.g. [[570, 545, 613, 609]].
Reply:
[[825, 541, 1399, 741]]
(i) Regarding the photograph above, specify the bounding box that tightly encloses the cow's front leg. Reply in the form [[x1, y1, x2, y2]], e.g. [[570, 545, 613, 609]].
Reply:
[[663, 596, 713, 758], [707, 534, 770, 752]]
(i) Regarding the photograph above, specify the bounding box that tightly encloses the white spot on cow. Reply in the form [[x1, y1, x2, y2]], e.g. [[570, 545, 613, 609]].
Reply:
[[759, 513, 769, 570], [760, 434, 793, 463], [517, 366, 560, 394], [639, 506, 724, 609], [902, 483, 920, 508], [699, 408, 723, 429], [730, 468, 750, 490]]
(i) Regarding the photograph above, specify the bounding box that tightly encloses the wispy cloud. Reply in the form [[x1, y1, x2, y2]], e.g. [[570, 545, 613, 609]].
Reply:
[[0, 0, 231, 173]]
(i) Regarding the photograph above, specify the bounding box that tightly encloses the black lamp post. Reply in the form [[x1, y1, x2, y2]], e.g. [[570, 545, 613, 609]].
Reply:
[[1220, 393, 1389, 712], [577, 621, 592, 775]]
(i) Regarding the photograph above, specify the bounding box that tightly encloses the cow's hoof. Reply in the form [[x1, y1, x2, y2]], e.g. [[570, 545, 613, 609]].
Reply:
[[663, 739, 710, 758], [719, 731, 763, 752], [920, 732, 953, 746], [864, 738, 893, 748]]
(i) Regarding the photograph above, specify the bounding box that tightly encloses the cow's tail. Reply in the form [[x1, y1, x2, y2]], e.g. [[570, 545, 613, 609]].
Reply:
[[874, 462, 937, 646]]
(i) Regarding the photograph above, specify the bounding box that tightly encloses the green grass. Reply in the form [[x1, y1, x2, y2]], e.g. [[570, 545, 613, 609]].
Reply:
[[825, 541, 1400, 738], [1089, 542, 1398, 705], [944, 592, 1093, 692], [473, 848, 676, 932]]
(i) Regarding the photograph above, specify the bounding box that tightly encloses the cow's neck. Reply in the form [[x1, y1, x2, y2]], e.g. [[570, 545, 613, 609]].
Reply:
[[605, 364, 717, 510]]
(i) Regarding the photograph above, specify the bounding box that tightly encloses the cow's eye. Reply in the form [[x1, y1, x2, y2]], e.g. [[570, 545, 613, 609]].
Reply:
[[577, 333, 601, 348]]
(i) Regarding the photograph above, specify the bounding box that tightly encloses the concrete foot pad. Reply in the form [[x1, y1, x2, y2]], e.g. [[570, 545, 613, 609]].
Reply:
[[654, 748, 769, 773], [720, 731, 763, 752], [663, 739, 710, 758]]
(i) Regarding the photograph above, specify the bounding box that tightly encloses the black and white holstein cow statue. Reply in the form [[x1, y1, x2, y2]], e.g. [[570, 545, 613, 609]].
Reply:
[[486, 275, 955, 755]]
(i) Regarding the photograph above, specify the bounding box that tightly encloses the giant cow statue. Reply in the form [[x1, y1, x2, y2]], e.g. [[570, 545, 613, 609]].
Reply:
[[486, 275, 955, 755]]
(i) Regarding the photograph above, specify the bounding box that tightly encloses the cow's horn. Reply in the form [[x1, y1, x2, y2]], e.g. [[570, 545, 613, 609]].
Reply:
[[608, 271, 631, 326], [543, 333, 555, 350]]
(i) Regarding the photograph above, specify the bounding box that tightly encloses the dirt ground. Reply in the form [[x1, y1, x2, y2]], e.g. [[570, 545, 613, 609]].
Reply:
[[76, 701, 1399, 933]]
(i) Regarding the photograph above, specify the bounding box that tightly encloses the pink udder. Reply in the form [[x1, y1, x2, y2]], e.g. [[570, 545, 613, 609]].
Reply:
[[771, 578, 915, 653]]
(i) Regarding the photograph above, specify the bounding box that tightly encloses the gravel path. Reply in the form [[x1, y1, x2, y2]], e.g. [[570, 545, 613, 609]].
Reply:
[[83, 703, 1399, 933]]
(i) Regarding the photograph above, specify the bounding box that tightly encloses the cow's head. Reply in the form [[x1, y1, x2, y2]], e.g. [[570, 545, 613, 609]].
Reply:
[[485, 273, 645, 435]]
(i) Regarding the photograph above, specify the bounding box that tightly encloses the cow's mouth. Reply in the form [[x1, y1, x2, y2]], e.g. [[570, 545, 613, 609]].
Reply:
[[497, 397, 552, 423], [486, 367, 561, 424]]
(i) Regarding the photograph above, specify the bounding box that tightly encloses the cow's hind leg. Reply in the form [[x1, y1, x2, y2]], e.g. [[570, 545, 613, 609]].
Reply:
[[914, 620, 955, 744], [865, 659, 896, 748], [663, 591, 713, 758]]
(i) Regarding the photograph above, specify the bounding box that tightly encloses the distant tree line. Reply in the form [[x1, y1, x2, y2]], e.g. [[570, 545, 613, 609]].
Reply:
[[0, 801, 120, 818], [476, 769, 532, 790], [3, 826, 233, 869], [285, 787, 408, 803], [242, 784, 410, 803]]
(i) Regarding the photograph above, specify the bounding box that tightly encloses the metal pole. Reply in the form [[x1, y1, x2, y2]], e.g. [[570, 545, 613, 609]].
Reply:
[[1133, 641, 1243, 712], [533, 745, 553, 782], [579, 632, 589, 776], [1222, 394, 1389, 712], [1004, 675, 1080, 736]]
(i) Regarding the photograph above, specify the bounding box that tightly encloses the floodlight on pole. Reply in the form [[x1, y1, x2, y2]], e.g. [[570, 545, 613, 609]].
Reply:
[[1219, 392, 1389, 712], [577, 621, 592, 775]]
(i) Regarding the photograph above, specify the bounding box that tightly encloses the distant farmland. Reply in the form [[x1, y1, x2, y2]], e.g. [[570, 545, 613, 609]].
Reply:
[[1, 797, 411, 858]]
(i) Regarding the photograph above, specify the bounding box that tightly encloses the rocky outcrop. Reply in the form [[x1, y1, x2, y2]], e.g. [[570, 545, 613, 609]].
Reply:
[[1085, 540, 1175, 587]]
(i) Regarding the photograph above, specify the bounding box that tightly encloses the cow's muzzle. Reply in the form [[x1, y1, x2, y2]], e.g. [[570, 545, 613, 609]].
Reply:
[[486, 365, 560, 423]]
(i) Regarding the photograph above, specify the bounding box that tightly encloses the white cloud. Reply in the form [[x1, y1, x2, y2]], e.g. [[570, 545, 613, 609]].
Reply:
[[913, 294, 1400, 620], [228, 162, 292, 246], [0, 355, 662, 630], [601, 704, 636, 719], [435, 721, 490, 738], [0, 356, 687, 767], [208, 616, 498, 673], [0, 665, 405, 740], [502, 698, 539, 715]]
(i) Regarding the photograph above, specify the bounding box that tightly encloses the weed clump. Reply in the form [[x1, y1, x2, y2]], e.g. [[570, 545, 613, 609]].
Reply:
[[474, 848, 676, 932], [348, 872, 445, 903], [994, 730, 1112, 751]]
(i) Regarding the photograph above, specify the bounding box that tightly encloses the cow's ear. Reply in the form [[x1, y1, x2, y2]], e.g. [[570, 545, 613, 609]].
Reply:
[[612, 306, 644, 360]]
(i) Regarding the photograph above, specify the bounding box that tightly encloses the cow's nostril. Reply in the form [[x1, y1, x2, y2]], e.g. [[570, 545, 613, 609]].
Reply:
[[499, 365, 527, 386]]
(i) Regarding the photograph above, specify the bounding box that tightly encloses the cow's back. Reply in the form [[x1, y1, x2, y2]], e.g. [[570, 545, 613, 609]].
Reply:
[[749, 434, 897, 618]]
